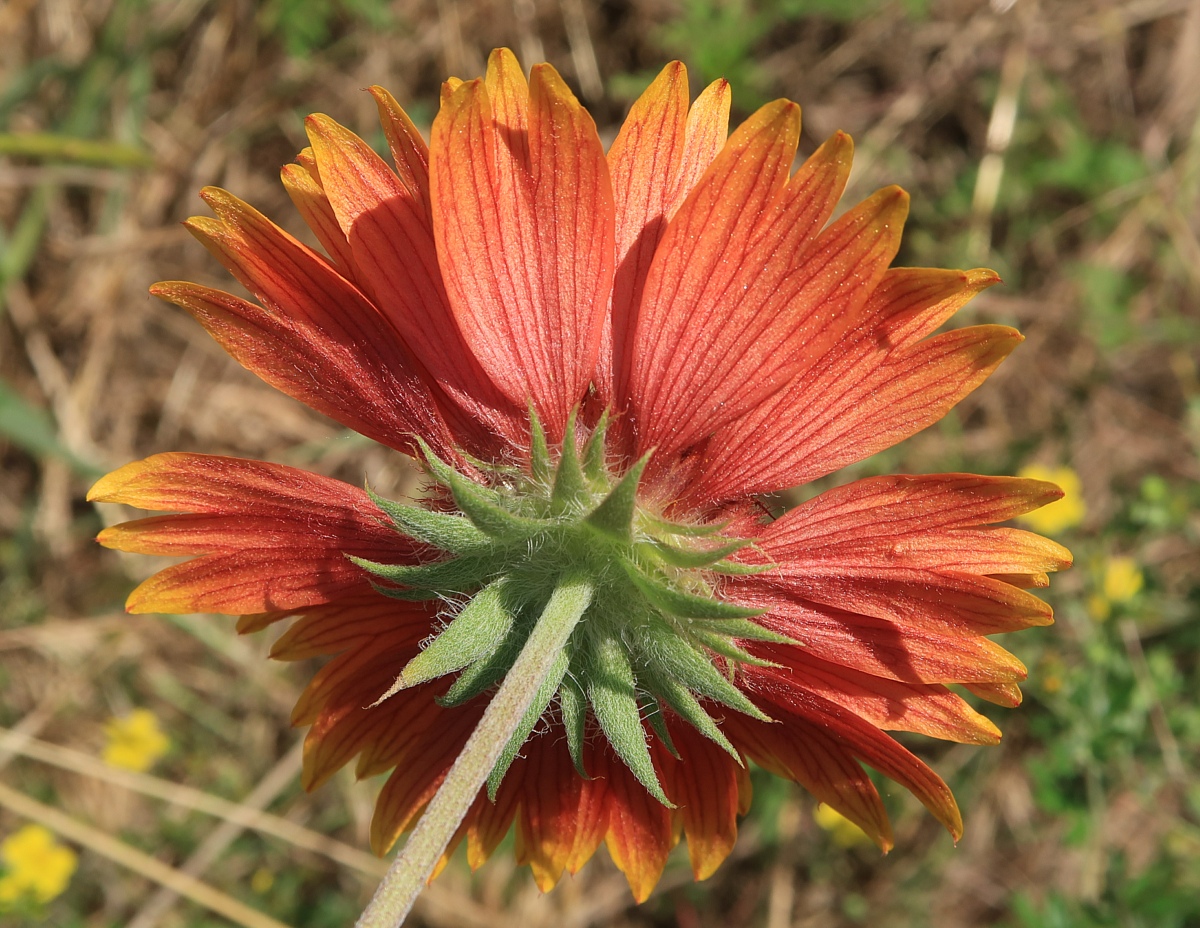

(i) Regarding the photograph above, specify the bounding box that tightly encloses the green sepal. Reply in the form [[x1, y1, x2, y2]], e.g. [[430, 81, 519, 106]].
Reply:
[[529, 405, 551, 485], [374, 580, 514, 703], [559, 673, 589, 778], [645, 672, 741, 763], [419, 440, 546, 540], [551, 409, 588, 515], [692, 617, 802, 646], [623, 565, 764, 620], [640, 620, 771, 722], [642, 695, 680, 759], [365, 486, 491, 555], [639, 536, 751, 570], [641, 513, 726, 538], [587, 634, 673, 807], [487, 646, 570, 798], [584, 453, 650, 542], [582, 409, 611, 483], [689, 627, 780, 668], [438, 630, 524, 707], [349, 553, 488, 594], [368, 582, 440, 601], [709, 555, 776, 576]]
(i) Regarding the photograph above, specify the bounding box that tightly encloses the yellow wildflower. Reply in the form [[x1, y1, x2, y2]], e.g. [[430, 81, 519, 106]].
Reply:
[[251, 868, 275, 894], [0, 824, 77, 906], [102, 708, 170, 772], [813, 803, 871, 848], [1016, 465, 1086, 534], [1103, 556, 1144, 603], [1088, 556, 1144, 621]]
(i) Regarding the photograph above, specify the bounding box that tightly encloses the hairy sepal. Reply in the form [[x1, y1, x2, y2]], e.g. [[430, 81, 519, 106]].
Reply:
[[374, 579, 514, 702]]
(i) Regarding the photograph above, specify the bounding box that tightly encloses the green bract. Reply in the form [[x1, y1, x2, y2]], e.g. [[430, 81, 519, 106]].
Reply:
[[352, 411, 787, 805]]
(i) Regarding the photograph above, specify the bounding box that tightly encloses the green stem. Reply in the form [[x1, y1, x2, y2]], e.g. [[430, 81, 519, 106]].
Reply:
[[355, 574, 594, 928]]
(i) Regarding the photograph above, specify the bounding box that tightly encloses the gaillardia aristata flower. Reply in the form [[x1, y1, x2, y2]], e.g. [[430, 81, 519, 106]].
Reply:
[[91, 49, 1071, 903]]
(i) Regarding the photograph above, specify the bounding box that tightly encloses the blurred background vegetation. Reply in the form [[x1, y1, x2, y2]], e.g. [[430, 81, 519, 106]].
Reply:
[[1, 0, 1198, 925]]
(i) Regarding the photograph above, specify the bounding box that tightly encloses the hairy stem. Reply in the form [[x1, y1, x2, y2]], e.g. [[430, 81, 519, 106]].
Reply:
[[355, 574, 595, 928]]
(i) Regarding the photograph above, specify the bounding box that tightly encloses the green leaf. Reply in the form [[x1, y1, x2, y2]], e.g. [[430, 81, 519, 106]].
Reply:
[[365, 486, 491, 554], [584, 453, 649, 542], [487, 646, 570, 798], [374, 580, 514, 702], [624, 565, 764, 620], [0, 380, 103, 477], [586, 634, 672, 807]]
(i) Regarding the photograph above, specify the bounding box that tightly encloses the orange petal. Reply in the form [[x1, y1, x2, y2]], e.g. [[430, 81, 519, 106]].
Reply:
[[694, 272, 1009, 498], [902, 526, 1074, 575], [90, 454, 418, 615], [516, 738, 592, 891], [878, 267, 1003, 349], [90, 452, 378, 514], [600, 749, 673, 902], [761, 567, 1054, 637], [466, 779, 520, 871], [750, 592, 1028, 684], [632, 128, 897, 463], [759, 473, 1070, 548], [773, 689, 963, 840], [304, 114, 523, 452], [756, 651, 1002, 745], [367, 85, 430, 207], [658, 725, 742, 880], [964, 682, 1024, 707], [368, 702, 484, 855], [724, 713, 893, 850], [430, 50, 615, 437], [599, 63, 730, 413], [154, 282, 453, 459], [270, 596, 433, 661], [280, 162, 360, 283], [302, 647, 423, 788]]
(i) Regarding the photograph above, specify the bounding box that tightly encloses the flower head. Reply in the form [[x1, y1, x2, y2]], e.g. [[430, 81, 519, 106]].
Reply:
[[103, 708, 171, 772], [90, 50, 1070, 902], [0, 824, 77, 907]]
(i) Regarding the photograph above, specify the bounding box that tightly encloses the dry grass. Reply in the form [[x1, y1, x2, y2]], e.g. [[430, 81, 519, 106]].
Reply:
[[1, 0, 1198, 926]]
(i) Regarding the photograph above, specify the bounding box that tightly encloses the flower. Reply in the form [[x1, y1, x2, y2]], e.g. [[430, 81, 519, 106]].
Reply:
[[102, 708, 171, 771], [89, 49, 1070, 902], [1102, 556, 1143, 603], [0, 824, 77, 906], [1016, 465, 1086, 534], [1087, 555, 1144, 621]]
